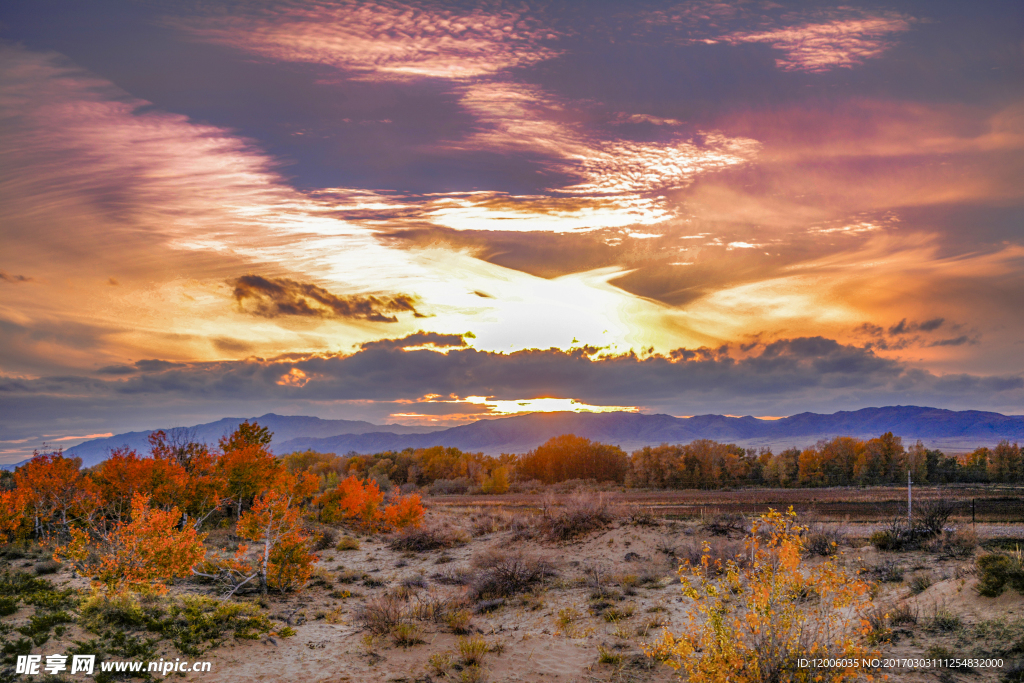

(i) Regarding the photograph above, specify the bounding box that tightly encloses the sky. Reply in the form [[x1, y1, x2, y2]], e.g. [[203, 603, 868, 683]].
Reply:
[[1, 0, 1023, 462]]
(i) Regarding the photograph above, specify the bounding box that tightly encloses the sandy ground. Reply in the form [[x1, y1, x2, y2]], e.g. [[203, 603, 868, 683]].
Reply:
[[7, 511, 1024, 683]]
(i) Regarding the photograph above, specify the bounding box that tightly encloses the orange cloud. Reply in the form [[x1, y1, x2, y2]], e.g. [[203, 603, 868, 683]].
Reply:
[[718, 12, 913, 72]]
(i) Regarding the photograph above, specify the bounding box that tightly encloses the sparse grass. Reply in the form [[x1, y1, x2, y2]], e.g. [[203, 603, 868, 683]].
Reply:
[[598, 645, 623, 665], [428, 652, 454, 677], [392, 622, 424, 647], [602, 603, 636, 622], [889, 601, 918, 626], [445, 608, 472, 634], [927, 605, 963, 633], [909, 573, 933, 594], [458, 636, 489, 666]]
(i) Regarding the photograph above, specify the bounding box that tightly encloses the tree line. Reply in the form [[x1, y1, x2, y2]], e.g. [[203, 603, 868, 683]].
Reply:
[[0, 421, 424, 595], [267, 432, 1022, 491]]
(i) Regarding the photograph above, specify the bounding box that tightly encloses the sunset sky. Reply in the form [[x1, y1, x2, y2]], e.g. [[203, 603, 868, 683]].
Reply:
[[1, 0, 1023, 462]]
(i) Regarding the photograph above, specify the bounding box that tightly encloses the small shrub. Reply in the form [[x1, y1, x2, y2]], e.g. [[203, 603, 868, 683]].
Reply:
[[928, 606, 963, 633], [34, 560, 61, 575], [889, 601, 918, 626], [804, 525, 846, 557], [542, 493, 616, 541], [427, 652, 454, 677], [701, 512, 745, 537], [392, 622, 423, 647], [335, 536, 360, 551], [458, 636, 489, 666], [916, 498, 960, 537], [157, 597, 273, 654], [865, 606, 892, 645], [358, 595, 407, 635], [433, 566, 474, 585], [598, 645, 623, 665], [0, 597, 18, 617], [871, 559, 904, 583], [977, 554, 1014, 597], [928, 528, 978, 558], [336, 569, 367, 584], [469, 551, 557, 600], [388, 525, 464, 552], [627, 506, 659, 527], [446, 608, 472, 634], [909, 574, 934, 595], [312, 528, 338, 551], [79, 591, 149, 632], [602, 603, 636, 622], [459, 665, 485, 683], [277, 626, 297, 637], [429, 478, 472, 495]]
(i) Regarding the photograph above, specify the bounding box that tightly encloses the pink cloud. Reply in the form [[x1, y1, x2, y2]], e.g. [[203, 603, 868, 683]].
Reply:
[[718, 12, 913, 72]]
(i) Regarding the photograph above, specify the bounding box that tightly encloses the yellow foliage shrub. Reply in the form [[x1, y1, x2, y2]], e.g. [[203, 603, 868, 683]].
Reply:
[[644, 508, 876, 683]]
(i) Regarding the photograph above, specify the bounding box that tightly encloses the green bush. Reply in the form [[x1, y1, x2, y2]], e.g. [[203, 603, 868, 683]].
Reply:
[[870, 531, 898, 551], [0, 597, 17, 617], [974, 557, 1015, 598], [156, 597, 273, 655]]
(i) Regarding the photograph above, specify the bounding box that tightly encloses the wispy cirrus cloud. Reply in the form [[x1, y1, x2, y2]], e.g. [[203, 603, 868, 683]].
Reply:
[[717, 11, 913, 72], [168, 0, 561, 81]]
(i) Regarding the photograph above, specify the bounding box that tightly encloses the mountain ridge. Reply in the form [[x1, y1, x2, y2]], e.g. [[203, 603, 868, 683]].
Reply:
[[37, 405, 1024, 469]]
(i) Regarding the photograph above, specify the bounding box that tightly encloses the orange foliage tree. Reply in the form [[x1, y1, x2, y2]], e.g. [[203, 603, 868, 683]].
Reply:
[[235, 491, 314, 595], [93, 447, 188, 522], [315, 475, 424, 531], [14, 451, 98, 538], [518, 434, 628, 484], [56, 493, 206, 593], [645, 508, 875, 683], [221, 443, 283, 517], [0, 490, 24, 543]]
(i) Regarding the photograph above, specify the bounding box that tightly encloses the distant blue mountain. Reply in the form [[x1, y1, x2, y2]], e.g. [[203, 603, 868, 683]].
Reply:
[[279, 406, 1024, 456], [11, 406, 1021, 470], [57, 414, 441, 468]]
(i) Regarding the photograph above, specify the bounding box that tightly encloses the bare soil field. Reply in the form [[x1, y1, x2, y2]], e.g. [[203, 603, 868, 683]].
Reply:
[[437, 486, 1024, 524], [4, 488, 1024, 683]]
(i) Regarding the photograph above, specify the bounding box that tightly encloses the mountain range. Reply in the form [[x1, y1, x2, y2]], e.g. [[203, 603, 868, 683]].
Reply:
[[45, 405, 1024, 468]]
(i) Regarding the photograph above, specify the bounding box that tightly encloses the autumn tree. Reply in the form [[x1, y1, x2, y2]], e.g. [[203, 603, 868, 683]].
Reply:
[[315, 475, 424, 531], [14, 450, 97, 538], [235, 491, 313, 595], [148, 428, 210, 473], [92, 447, 188, 522], [221, 443, 282, 517], [0, 490, 24, 543], [988, 440, 1022, 483], [517, 434, 628, 484], [56, 493, 206, 593], [219, 420, 273, 453]]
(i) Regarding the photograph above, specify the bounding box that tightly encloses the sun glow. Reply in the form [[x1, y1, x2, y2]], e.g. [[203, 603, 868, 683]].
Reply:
[[464, 396, 639, 415]]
